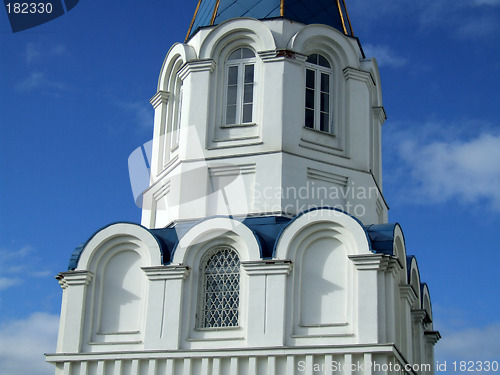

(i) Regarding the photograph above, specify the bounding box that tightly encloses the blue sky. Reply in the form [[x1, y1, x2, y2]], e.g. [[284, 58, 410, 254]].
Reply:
[[1, 0, 499, 374]]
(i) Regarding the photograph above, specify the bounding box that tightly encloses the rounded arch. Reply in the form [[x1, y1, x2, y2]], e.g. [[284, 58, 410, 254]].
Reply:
[[76, 223, 162, 271], [274, 208, 371, 260], [421, 283, 433, 327], [172, 217, 261, 265], [287, 24, 362, 69], [393, 224, 408, 283], [158, 43, 197, 91], [198, 18, 276, 59], [407, 256, 421, 307]]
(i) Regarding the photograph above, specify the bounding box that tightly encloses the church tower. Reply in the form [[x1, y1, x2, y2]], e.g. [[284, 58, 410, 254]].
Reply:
[[47, 1, 440, 374]]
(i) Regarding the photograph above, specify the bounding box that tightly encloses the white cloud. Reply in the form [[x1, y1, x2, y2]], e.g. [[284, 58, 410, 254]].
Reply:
[[398, 131, 500, 209], [0, 277, 22, 290], [25, 42, 41, 65], [0, 246, 52, 290], [436, 322, 500, 361], [0, 312, 59, 375], [363, 44, 407, 68], [385, 121, 500, 211], [15, 72, 67, 93], [24, 42, 66, 65], [350, 0, 499, 38], [116, 101, 154, 130]]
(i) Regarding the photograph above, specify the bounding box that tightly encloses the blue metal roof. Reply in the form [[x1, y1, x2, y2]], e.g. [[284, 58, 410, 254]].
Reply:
[[186, 0, 354, 40], [67, 213, 408, 269], [365, 223, 398, 255]]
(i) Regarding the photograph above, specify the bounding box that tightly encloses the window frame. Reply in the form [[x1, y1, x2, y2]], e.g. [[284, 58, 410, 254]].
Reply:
[[223, 47, 256, 126], [305, 53, 334, 134]]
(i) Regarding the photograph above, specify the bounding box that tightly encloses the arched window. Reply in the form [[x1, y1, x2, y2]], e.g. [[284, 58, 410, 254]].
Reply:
[[199, 246, 240, 328], [305, 53, 333, 133], [224, 47, 256, 125]]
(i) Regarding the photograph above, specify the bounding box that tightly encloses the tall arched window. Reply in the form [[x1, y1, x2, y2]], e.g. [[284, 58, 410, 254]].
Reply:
[[224, 47, 255, 125], [305, 53, 333, 133], [199, 246, 240, 328]]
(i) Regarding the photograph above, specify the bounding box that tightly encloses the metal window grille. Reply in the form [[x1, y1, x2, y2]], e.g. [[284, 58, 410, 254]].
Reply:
[[199, 247, 240, 328]]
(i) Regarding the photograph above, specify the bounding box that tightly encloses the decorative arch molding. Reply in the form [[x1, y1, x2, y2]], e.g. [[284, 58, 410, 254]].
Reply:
[[393, 224, 408, 283], [198, 18, 276, 59], [421, 283, 433, 326], [407, 256, 422, 307], [172, 217, 262, 265], [274, 208, 371, 260], [287, 24, 361, 69], [158, 43, 197, 91], [76, 223, 162, 271]]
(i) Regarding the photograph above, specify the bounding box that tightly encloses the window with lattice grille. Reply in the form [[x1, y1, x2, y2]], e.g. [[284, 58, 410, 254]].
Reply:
[[199, 247, 240, 328]]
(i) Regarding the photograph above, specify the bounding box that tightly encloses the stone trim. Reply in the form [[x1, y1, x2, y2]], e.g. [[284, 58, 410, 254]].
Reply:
[[150, 90, 169, 109], [56, 271, 93, 289], [142, 265, 190, 280]]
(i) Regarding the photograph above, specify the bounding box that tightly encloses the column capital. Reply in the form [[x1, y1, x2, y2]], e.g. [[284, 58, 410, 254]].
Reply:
[[150, 90, 169, 109], [373, 106, 387, 125], [348, 254, 390, 271], [241, 260, 292, 275], [424, 330, 441, 345], [387, 257, 403, 277], [56, 270, 93, 289], [411, 308, 427, 324], [178, 59, 215, 80], [258, 50, 307, 65], [399, 284, 418, 305], [142, 265, 190, 280], [343, 67, 375, 88]]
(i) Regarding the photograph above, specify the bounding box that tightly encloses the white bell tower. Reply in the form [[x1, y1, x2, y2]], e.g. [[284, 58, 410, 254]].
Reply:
[[141, 8, 387, 229]]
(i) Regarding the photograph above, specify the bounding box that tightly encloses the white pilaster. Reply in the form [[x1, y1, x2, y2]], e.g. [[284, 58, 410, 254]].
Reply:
[[142, 265, 190, 350], [242, 260, 292, 347], [56, 271, 93, 353], [348, 254, 389, 343]]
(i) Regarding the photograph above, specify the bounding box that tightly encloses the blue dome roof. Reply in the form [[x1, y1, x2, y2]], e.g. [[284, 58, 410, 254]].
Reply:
[[186, 0, 354, 40]]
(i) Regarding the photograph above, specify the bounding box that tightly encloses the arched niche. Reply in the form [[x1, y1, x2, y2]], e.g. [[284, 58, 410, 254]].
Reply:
[[172, 217, 262, 265], [407, 256, 421, 308], [76, 223, 162, 346], [198, 18, 276, 60], [393, 224, 408, 284], [287, 24, 361, 69], [77, 223, 162, 271], [158, 43, 197, 92], [274, 208, 371, 259], [421, 283, 433, 329], [276, 208, 369, 338]]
